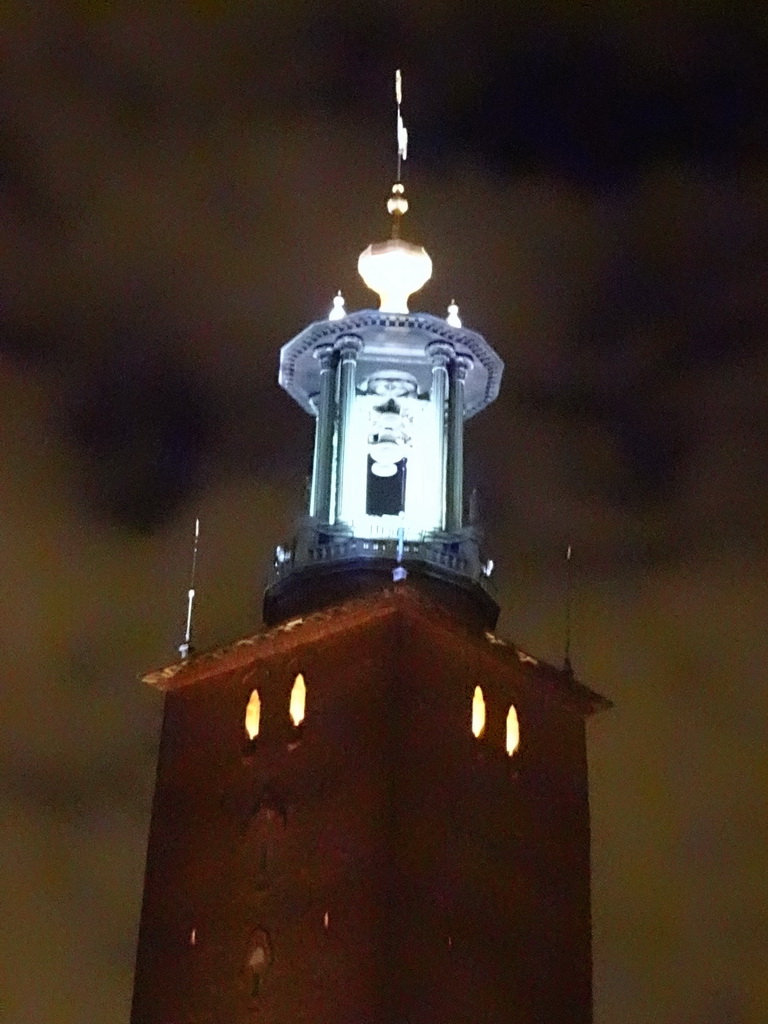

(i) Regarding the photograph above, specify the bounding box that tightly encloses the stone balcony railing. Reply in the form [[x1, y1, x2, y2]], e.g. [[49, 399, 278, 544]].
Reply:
[[269, 525, 494, 593]]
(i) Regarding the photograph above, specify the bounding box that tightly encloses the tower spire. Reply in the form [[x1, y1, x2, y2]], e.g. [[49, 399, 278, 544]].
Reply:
[[358, 69, 431, 312], [395, 68, 407, 181], [388, 69, 409, 238]]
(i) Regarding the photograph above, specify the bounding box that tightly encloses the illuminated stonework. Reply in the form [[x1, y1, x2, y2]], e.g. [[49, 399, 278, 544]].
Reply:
[[267, 306, 503, 624], [264, 90, 503, 625]]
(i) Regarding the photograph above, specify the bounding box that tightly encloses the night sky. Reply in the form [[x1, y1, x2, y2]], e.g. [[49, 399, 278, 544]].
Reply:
[[1, 6, 767, 1023]]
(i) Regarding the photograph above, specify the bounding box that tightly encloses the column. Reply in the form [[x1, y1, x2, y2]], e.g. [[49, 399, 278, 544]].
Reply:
[[309, 345, 336, 521], [426, 342, 453, 531], [445, 354, 472, 532], [333, 334, 363, 525]]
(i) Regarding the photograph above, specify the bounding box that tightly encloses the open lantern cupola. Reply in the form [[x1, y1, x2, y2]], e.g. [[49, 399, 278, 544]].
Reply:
[[266, 142, 504, 628]]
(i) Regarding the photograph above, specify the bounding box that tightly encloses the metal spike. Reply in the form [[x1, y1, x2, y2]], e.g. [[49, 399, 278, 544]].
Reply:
[[179, 518, 200, 660]]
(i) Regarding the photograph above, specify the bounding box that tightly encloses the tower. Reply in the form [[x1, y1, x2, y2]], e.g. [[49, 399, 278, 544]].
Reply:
[[131, 81, 608, 1024]]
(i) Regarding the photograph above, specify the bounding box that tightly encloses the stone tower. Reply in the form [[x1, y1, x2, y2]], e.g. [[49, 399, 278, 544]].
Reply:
[[131, 85, 608, 1024]]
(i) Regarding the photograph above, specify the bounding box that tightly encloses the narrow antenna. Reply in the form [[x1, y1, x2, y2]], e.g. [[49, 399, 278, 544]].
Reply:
[[563, 543, 573, 673], [179, 518, 200, 660]]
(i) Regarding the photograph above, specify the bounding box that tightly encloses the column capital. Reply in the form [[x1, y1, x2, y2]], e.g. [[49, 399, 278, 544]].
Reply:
[[312, 343, 336, 370], [453, 354, 473, 381], [334, 334, 363, 359], [425, 341, 455, 367]]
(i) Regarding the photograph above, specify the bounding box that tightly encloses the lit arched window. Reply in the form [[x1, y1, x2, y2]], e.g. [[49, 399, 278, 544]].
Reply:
[[244, 689, 261, 740], [471, 685, 486, 738], [506, 704, 520, 756], [289, 673, 306, 727]]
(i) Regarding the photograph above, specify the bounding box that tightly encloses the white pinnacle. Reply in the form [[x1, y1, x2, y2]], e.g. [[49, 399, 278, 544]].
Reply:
[[328, 290, 346, 321], [446, 301, 462, 328]]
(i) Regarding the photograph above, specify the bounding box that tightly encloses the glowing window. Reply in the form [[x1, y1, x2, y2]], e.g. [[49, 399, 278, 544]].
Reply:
[[506, 704, 520, 756], [471, 685, 486, 738], [244, 689, 261, 740], [289, 673, 306, 727]]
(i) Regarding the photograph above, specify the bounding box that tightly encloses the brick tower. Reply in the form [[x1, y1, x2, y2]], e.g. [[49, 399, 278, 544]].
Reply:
[[131, 81, 608, 1024]]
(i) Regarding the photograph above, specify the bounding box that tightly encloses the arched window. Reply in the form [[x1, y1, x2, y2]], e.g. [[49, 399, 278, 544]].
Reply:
[[506, 703, 520, 756], [244, 689, 261, 740], [247, 929, 273, 999], [289, 673, 306, 727], [471, 685, 486, 738], [244, 786, 287, 891]]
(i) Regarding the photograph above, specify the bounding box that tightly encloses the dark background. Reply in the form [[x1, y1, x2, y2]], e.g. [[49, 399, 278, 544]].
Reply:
[[1, 5, 767, 1023]]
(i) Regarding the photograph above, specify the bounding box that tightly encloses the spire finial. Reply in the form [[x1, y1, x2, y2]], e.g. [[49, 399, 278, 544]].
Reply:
[[446, 300, 462, 328], [387, 69, 409, 238], [328, 290, 346, 321], [395, 68, 408, 180], [178, 518, 200, 660], [358, 71, 432, 312]]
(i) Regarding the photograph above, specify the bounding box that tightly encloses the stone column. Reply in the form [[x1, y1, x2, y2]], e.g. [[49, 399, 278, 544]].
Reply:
[[333, 334, 363, 525], [309, 344, 336, 521], [445, 354, 472, 532], [426, 342, 453, 531]]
